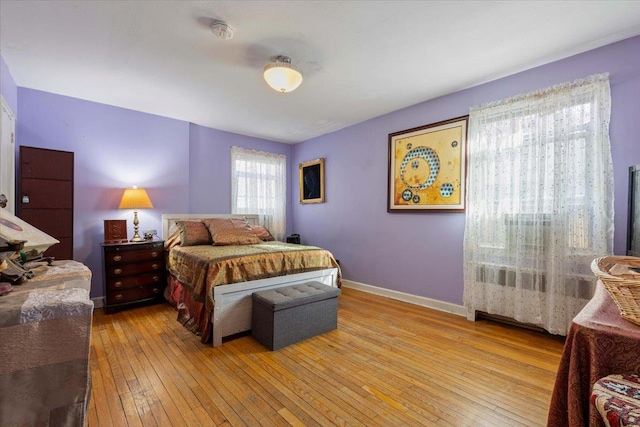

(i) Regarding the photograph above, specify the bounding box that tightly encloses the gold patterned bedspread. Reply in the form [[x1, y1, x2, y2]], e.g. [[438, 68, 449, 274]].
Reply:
[[167, 242, 340, 310]]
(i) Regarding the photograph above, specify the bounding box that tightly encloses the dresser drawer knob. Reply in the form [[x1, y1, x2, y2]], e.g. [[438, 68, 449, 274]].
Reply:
[[152, 275, 160, 282], [114, 281, 123, 288], [113, 255, 122, 262], [152, 288, 160, 294], [151, 263, 159, 270], [113, 268, 122, 275], [115, 294, 123, 301], [151, 251, 159, 258]]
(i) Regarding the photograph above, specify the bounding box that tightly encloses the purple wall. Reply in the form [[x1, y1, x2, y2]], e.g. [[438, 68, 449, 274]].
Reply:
[[0, 54, 18, 114], [292, 36, 640, 306], [15, 90, 294, 299], [8, 36, 640, 306], [17, 88, 190, 298], [188, 122, 293, 236]]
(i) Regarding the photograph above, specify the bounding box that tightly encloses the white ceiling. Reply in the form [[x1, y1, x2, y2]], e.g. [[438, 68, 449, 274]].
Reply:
[[1, 1, 639, 144]]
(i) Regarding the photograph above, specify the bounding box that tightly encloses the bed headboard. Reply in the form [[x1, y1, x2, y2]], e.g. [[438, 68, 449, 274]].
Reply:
[[161, 214, 260, 239]]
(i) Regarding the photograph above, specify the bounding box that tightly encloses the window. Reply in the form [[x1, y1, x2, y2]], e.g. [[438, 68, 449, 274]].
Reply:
[[463, 73, 614, 335], [472, 95, 606, 254], [231, 146, 286, 240]]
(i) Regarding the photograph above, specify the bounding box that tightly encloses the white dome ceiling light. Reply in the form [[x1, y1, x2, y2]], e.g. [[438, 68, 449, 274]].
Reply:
[[263, 55, 303, 93]]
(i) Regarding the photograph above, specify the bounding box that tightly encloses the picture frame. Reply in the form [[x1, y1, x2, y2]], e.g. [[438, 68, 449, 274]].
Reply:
[[299, 158, 325, 204], [388, 116, 468, 212]]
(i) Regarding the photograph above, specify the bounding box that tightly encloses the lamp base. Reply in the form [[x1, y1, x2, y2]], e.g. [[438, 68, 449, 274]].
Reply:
[[130, 210, 144, 242]]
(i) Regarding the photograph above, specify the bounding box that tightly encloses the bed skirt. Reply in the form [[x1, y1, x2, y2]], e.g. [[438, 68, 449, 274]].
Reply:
[[165, 273, 213, 343]]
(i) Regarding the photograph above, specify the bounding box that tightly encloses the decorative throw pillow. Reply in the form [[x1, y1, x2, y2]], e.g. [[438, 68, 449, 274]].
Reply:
[[251, 225, 275, 241], [176, 220, 211, 246], [164, 230, 182, 250], [203, 218, 261, 245]]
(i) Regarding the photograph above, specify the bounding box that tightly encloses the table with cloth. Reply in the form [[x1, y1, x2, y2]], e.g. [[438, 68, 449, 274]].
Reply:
[[0, 260, 93, 427], [547, 280, 640, 427]]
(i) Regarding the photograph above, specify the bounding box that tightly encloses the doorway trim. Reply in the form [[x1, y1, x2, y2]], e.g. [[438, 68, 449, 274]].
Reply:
[[0, 95, 16, 214]]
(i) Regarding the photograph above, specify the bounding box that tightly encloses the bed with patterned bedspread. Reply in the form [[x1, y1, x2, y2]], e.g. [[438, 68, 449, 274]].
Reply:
[[162, 214, 341, 346]]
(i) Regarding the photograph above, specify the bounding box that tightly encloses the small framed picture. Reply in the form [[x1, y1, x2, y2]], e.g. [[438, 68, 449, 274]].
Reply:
[[299, 158, 325, 204]]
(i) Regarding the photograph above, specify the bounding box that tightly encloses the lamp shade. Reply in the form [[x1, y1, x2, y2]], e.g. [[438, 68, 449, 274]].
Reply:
[[263, 56, 303, 93], [119, 187, 153, 209]]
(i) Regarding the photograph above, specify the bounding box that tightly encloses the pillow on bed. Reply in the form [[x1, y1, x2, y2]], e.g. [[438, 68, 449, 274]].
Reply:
[[203, 218, 261, 245], [251, 225, 275, 241], [164, 231, 182, 250], [176, 220, 212, 246]]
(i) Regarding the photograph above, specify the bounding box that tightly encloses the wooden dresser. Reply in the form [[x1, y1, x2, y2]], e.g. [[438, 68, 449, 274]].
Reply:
[[102, 240, 165, 314]]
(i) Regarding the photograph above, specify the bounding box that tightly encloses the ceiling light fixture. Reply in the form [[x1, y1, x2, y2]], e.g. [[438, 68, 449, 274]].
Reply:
[[211, 20, 233, 40], [263, 55, 303, 93]]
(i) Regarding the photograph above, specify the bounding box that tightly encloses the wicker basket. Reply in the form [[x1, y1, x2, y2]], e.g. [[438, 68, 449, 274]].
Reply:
[[591, 256, 640, 326]]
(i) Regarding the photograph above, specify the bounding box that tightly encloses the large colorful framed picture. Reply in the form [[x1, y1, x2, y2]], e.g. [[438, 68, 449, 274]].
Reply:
[[299, 158, 325, 204], [388, 116, 468, 212]]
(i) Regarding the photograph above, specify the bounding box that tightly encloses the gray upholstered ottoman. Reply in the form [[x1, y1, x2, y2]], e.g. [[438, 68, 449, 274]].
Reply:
[[251, 282, 341, 350]]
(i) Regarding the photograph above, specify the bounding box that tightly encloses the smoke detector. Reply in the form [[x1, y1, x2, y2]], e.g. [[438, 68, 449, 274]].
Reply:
[[211, 21, 233, 40]]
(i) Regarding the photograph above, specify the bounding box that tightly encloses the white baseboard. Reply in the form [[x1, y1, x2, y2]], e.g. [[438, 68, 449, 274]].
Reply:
[[90, 283, 465, 316], [341, 279, 466, 317]]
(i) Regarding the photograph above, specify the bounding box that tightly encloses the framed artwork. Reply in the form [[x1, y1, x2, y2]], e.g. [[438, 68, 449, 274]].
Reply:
[[388, 116, 468, 212], [299, 158, 325, 204]]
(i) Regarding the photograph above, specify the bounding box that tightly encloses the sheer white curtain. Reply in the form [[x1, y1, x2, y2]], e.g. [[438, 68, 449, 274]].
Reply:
[[463, 74, 614, 335], [231, 146, 287, 241]]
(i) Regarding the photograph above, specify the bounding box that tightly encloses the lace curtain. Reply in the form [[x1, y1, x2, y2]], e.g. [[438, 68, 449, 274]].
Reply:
[[231, 146, 287, 241], [463, 74, 614, 335]]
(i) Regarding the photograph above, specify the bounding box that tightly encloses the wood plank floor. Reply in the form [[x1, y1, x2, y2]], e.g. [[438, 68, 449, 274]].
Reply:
[[87, 287, 565, 426]]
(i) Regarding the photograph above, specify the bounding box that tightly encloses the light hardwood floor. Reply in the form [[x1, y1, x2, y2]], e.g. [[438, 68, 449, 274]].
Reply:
[[87, 287, 565, 426]]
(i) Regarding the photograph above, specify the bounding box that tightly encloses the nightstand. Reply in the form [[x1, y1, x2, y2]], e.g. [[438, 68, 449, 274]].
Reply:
[[102, 240, 165, 314]]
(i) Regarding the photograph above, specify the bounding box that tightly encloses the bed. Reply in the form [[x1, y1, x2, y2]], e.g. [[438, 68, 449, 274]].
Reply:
[[161, 214, 340, 347]]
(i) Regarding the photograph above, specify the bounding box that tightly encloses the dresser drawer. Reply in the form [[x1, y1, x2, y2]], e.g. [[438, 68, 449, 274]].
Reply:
[[104, 247, 163, 264], [106, 272, 164, 291], [106, 286, 163, 305], [105, 260, 163, 278]]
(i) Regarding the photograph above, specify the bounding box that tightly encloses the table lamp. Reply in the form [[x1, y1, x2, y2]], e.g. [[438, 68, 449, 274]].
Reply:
[[119, 186, 153, 242]]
